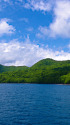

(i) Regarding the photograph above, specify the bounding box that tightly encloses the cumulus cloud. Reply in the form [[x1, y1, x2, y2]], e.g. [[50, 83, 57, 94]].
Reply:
[[50, 0, 70, 37], [37, 0, 70, 38], [0, 18, 15, 36], [0, 38, 70, 66]]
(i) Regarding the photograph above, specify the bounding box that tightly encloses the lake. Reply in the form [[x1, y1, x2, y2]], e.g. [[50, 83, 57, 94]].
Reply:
[[0, 84, 70, 125]]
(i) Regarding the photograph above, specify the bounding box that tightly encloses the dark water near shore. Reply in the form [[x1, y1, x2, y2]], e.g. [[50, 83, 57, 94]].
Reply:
[[0, 84, 70, 125]]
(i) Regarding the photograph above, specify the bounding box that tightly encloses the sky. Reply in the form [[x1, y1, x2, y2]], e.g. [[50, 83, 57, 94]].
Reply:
[[0, 0, 70, 66]]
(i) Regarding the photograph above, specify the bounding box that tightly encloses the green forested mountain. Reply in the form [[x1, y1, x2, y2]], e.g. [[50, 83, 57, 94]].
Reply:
[[0, 58, 70, 84]]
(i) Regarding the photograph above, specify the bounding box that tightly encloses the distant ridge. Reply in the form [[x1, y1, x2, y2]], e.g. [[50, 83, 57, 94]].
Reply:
[[0, 64, 28, 73], [0, 58, 70, 84]]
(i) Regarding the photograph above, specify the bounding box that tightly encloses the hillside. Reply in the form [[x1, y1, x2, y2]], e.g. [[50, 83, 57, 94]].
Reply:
[[0, 58, 70, 84], [0, 64, 29, 73]]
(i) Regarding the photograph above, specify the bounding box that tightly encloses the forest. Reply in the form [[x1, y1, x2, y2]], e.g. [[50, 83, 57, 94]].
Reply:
[[0, 58, 70, 84]]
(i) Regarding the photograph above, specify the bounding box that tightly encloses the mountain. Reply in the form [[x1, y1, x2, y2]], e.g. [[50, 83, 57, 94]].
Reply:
[[0, 58, 70, 84]]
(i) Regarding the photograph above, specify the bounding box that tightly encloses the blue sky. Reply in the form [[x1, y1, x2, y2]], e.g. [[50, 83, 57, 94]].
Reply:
[[0, 0, 70, 66]]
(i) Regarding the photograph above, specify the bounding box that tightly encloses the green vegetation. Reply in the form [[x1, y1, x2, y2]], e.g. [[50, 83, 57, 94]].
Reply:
[[0, 58, 70, 84]]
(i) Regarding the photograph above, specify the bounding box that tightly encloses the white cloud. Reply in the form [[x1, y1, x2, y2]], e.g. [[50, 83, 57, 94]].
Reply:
[[0, 0, 51, 12], [0, 38, 70, 66], [24, 0, 51, 12], [37, 0, 70, 38], [50, 0, 70, 37], [0, 18, 15, 36], [36, 26, 49, 38]]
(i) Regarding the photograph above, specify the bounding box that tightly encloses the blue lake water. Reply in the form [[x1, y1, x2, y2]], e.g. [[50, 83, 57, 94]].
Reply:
[[0, 84, 70, 125]]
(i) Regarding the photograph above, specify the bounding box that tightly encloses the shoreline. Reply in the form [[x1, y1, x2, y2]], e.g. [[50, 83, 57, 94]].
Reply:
[[0, 83, 70, 85]]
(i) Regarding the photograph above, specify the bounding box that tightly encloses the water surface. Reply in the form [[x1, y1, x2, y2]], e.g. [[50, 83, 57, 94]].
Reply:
[[0, 84, 70, 125]]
